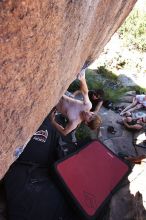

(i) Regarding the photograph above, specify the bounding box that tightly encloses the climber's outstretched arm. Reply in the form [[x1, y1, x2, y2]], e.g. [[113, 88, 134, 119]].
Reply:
[[77, 69, 90, 104]]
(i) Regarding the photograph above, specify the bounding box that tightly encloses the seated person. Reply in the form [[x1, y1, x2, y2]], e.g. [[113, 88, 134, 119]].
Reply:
[[120, 94, 146, 116], [50, 69, 102, 136], [117, 114, 146, 131], [88, 89, 104, 113]]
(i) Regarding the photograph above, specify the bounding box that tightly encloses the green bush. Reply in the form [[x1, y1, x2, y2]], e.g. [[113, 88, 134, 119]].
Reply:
[[104, 87, 129, 103], [68, 79, 80, 93], [86, 70, 104, 90], [129, 85, 146, 94], [118, 8, 146, 52], [97, 66, 118, 80], [75, 124, 91, 141]]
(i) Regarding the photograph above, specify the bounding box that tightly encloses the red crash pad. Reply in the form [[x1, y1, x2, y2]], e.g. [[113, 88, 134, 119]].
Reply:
[[55, 140, 130, 219]]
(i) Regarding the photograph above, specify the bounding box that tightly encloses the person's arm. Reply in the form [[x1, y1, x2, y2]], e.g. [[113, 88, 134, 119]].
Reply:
[[123, 119, 142, 130], [120, 96, 137, 115], [77, 69, 89, 104], [50, 110, 77, 135], [94, 101, 103, 114]]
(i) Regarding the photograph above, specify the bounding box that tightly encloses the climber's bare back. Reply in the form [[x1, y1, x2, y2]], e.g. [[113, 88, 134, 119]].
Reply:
[[56, 94, 92, 124]]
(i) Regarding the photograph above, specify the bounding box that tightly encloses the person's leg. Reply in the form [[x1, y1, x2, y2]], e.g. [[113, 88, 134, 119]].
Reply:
[[125, 103, 143, 114], [120, 97, 137, 115]]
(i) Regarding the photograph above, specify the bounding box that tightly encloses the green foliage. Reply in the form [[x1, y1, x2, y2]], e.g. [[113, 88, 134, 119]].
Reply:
[[85, 69, 103, 90], [97, 66, 118, 80], [118, 8, 146, 52], [68, 79, 80, 93], [86, 68, 125, 103], [104, 87, 129, 103], [129, 85, 146, 94], [75, 124, 91, 141]]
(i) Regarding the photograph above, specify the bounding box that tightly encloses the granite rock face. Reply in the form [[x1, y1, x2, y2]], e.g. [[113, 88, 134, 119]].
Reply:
[[0, 0, 137, 177]]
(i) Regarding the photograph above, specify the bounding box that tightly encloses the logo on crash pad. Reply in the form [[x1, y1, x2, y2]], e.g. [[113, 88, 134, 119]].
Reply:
[[33, 130, 48, 143]]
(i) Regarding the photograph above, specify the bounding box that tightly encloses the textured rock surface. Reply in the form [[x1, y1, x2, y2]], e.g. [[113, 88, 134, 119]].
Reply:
[[0, 0, 137, 177]]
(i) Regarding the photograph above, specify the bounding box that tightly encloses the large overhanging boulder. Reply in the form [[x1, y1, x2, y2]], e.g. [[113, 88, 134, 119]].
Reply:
[[0, 0, 137, 178]]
